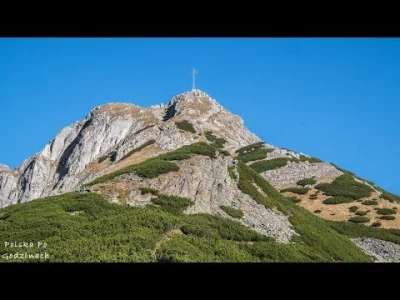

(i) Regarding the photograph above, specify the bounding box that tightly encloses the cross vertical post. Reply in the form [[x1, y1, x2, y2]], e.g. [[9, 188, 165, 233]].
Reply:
[[192, 68, 198, 91]]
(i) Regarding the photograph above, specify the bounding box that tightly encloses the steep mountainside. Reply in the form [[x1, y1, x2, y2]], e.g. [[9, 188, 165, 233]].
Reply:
[[0, 90, 260, 208], [1, 89, 400, 262]]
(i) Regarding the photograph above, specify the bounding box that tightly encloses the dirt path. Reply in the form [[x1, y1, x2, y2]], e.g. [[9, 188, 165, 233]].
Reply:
[[151, 229, 183, 261]]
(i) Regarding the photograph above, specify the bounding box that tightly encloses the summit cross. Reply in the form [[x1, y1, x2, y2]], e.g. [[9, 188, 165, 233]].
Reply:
[[192, 68, 198, 91]]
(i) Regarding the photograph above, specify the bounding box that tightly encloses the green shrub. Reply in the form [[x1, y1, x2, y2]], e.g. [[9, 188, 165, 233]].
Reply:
[[249, 157, 294, 173], [348, 216, 370, 223], [299, 155, 323, 163], [180, 214, 269, 243], [314, 210, 322, 214], [349, 206, 358, 213], [376, 208, 396, 215], [355, 211, 368, 216], [288, 197, 301, 203], [315, 174, 373, 200], [205, 131, 227, 148], [176, 120, 196, 133], [330, 168, 400, 204], [205, 131, 217, 142], [155, 235, 258, 262], [211, 139, 227, 149], [151, 195, 194, 214], [235, 142, 265, 155], [297, 178, 317, 186], [87, 159, 179, 186], [228, 166, 237, 180], [280, 187, 309, 195], [327, 220, 400, 245], [380, 215, 396, 220], [218, 149, 230, 156], [237, 175, 267, 208], [158, 142, 216, 161], [323, 197, 354, 205], [220, 206, 244, 219], [139, 187, 159, 195], [0, 212, 9, 220], [362, 200, 378, 206], [329, 165, 400, 203], [119, 140, 156, 162], [238, 149, 274, 163], [371, 222, 381, 228], [380, 192, 400, 203], [237, 161, 290, 213], [309, 195, 318, 200]]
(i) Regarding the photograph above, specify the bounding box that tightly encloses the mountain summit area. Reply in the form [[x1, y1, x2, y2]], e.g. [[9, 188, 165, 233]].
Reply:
[[1, 89, 400, 263]]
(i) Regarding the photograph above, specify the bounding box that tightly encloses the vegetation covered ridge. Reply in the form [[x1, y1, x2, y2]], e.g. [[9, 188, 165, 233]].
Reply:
[[233, 161, 372, 262], [85, 142, 217, 186]]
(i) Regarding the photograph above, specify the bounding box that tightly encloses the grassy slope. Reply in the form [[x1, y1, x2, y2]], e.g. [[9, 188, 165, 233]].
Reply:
[[0, 160, 373, 262], [4, 141, 399, 262], [0, 190, 372, 262], [236, 161, 371, 262], [0, 192, 269, 263]]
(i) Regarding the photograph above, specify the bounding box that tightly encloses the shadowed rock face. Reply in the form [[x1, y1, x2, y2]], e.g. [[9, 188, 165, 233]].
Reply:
[[0, 90, 262, 208], [0, 171, 18, 207]]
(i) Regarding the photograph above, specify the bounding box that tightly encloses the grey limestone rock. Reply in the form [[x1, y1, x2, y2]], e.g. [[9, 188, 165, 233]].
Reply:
[[352, 237, 400, 262], [0, 90, 262, 208], [0, 164, 10, 172], [105, 155, 298, 243], [261, 162, 343, 186]]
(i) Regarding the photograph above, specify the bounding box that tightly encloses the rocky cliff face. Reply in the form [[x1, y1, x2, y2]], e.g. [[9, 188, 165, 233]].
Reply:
[[0, 90, 261, 208], [90, 153, 298, 243]]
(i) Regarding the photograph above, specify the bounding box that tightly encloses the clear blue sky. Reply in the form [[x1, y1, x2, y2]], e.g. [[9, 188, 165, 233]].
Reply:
[[0, 38, 399, 194]]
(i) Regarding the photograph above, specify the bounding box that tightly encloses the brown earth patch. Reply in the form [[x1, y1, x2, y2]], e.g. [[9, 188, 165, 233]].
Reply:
[[280, 180, 400, 229]]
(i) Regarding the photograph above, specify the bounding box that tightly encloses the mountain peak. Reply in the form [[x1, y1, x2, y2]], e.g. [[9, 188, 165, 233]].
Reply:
[[168, 89, 214, 104], [0, 164, 10, 172]]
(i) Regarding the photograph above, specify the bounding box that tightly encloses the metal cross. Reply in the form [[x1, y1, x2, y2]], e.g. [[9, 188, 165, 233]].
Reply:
[[192, 68, 198, 90]]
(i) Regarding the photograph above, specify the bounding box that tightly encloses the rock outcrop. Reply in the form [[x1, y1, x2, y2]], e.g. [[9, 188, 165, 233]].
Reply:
[[352, 237, 400, 262], [0, 170, 19, 207], [91, 154, 298, 243], [0, 90, 261, 208], [261, 161, 343, 186]]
